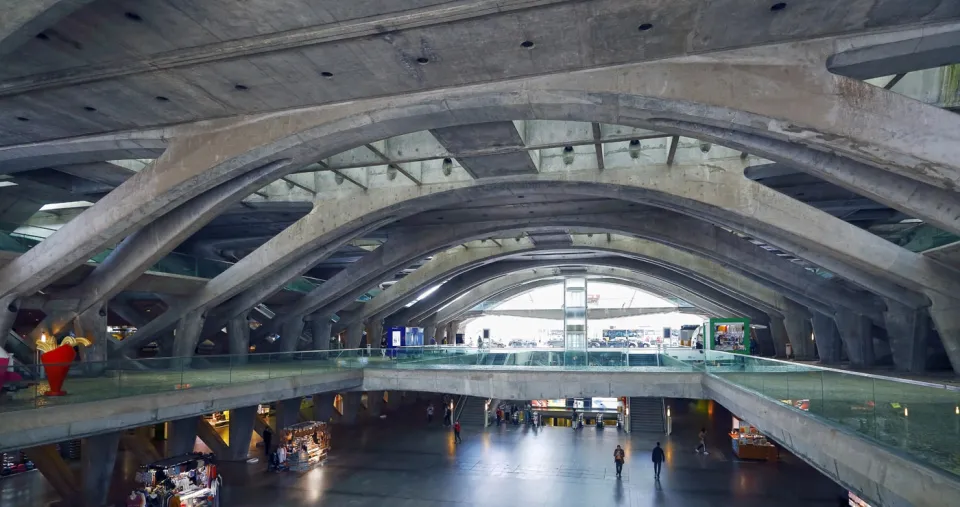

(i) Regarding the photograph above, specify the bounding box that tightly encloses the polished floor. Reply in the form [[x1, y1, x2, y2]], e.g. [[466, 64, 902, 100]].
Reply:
[[1, 400, 847, 507]]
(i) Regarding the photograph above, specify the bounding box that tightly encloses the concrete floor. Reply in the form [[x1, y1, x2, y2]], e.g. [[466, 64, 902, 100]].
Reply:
[[0, 400, 848, 507]]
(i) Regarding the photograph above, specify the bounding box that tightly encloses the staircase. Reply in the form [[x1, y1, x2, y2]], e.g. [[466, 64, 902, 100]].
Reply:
[[629, 397, 665, 433], [454, 396, 489, 427]]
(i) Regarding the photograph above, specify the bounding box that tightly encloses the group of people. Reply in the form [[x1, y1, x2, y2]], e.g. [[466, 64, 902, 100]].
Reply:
[[426, 402, 462, 443], [613, 442, 667, 480]]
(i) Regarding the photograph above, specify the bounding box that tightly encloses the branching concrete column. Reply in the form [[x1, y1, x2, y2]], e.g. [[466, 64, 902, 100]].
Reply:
[[783, 309, 815, 360], [386, 391, 403, 411], [167, 416, 199, 456], [927, 294, 960, 374], [811, 311, 843, 364], [341, 392, 362, 424], [365, 318, 385, 416], [171, 310, 205, 361], [883, 299, 930, 373], [767, 316, 789, 358], [276, 398, 302, 436], [445, 320, 461, 344], [225, 405, 257, 461], [227, 313, 250, 363], [752, 325, 776, 357], [345, 321, 364, 349], [423, 321, 437, 344], [309, 314, 332, 350], [73, 304, 107, 376], [0, 294, 18, 349], [81, 431, 121, 507], [280, 317, 306, 354], [25, 444, 80, 504], [312, 393, 336, 422], [834, 310, 875, 368]]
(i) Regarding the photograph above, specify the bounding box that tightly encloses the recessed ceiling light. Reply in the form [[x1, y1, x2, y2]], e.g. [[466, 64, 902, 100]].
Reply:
[[124, 12, 143, 22], [416, 57, 429, 64], [320, 71, 333, 78], [83, 106, 97, 112], [521, 40, 535, 49], [770, 2, 786, 11], [234, 84, 248, 91], [16, 116, 28, 122], [638, 23, 653, 31], [155, 96, 169, 102], [36, 33, 49, 41]]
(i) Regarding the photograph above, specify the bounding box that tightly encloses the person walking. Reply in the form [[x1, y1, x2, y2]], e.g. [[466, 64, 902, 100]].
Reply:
[[454, 420, 462, 444], [262, 427, 273, 458], [695, 427, 708, 454], [614, 445, 626, 478], [652, 442, 665, 479], [427, 403, 435, 424]]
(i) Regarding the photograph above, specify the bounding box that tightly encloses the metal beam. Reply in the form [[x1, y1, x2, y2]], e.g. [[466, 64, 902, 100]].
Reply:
[[280, 176, 315, 195], [290, 133, 672, 174], [666, 135, 679, 166], [591, 123, 605, 171], [364, 144, 421, 185], [883, 73, 907, 90]]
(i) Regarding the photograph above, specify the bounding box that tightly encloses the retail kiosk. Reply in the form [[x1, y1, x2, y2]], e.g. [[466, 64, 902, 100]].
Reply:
[[385, 327, 424, 357], [131, 453, 220, 507], [281, 421, 331, 472], [729, 416, 777, 461], [708, 318, 751, 354]]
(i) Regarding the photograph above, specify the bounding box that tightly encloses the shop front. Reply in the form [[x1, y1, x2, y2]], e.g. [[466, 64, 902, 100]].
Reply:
[[280, 421, 331, 472], [729, 416, 777, 461], [708, 318, 751, 354], [130, 453, 220, 507]]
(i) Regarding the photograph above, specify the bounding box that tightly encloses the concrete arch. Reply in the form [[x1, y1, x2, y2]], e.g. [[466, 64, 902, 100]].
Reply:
[[5, 36, 959, 306], [390, 236, 796, 325], [433, 274, 720, 328]]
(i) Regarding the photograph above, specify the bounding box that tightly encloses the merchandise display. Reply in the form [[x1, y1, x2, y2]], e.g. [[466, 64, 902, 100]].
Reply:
[[729, 416, 777, 461], [708, 318, 750, 354], [132, 453, 220, 507], [0, 451, 35, 478], [280, 421, 331, 472]]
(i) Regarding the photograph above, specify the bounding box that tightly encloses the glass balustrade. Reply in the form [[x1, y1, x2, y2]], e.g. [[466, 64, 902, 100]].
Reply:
[[704, 350, 960, 477]]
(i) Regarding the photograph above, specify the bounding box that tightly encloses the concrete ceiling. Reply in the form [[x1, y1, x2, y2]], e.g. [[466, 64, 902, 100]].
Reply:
[[2, 0, 959, 144]]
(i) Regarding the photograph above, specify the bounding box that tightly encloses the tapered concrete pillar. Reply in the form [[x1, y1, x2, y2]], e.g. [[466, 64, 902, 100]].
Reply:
[[167, 416, 200, 456], [227, 314, 250, 363], [424, 323, 437, 344], [883, 299, 929, 373], [366, 318, 384, 349], [445, 320, 461, 344], [171, 310, 205, 361], [386, 391, 403, 411], [281, 317, 305, 353], [73, 304, 108, 376], [767, 316, 789, 358], [345, 321, 364, 349], [312, 393, 336, 421], [0, 294, 18, 349], [341, 392, 362, 424], [752, 326, 776, 357], [783, 310, 815, 360], [310, 314, 332, 350], [81, 431, 121, 507], [276, 398, 302, 435], [25, 444, 80, 503], [811, 311, 842, 364], [225, 405, 257, 461], [835, 310, 875, 368]]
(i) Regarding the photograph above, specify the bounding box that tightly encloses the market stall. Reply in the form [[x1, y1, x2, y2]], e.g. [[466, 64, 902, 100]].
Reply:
[[280, 421, 331, 472], [131, 453, 220, 507], [729, 416, 777, 461]]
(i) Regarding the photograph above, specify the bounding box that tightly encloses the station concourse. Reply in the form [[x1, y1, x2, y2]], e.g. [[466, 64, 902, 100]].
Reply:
[[2, 1, 960, 506]]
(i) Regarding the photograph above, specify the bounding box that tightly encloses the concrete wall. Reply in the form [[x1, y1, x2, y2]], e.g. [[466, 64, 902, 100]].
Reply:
[[361, 368, 706, 400]]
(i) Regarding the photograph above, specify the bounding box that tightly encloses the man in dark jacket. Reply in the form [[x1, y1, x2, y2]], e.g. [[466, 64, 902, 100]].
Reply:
[[652, 442, 665, 479], [614, 445, 625, 477]]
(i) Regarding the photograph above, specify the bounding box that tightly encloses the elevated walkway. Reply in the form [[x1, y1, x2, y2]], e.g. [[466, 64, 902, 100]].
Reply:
[[0, 347, 958, 506]]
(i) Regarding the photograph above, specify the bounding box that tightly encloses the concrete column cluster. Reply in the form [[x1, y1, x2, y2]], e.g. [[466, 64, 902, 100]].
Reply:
[[810, 312, 843, 364], [310, 314, 332, 350], [227, 313, 251, 362], [834, 310, 875, 368]]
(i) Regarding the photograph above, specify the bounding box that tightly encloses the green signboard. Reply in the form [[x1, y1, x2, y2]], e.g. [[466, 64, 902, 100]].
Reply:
[[708, 317, 751, 355]]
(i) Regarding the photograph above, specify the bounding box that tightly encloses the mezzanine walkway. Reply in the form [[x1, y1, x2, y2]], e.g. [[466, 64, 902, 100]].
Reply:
[[1, 347, 959, 506]]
